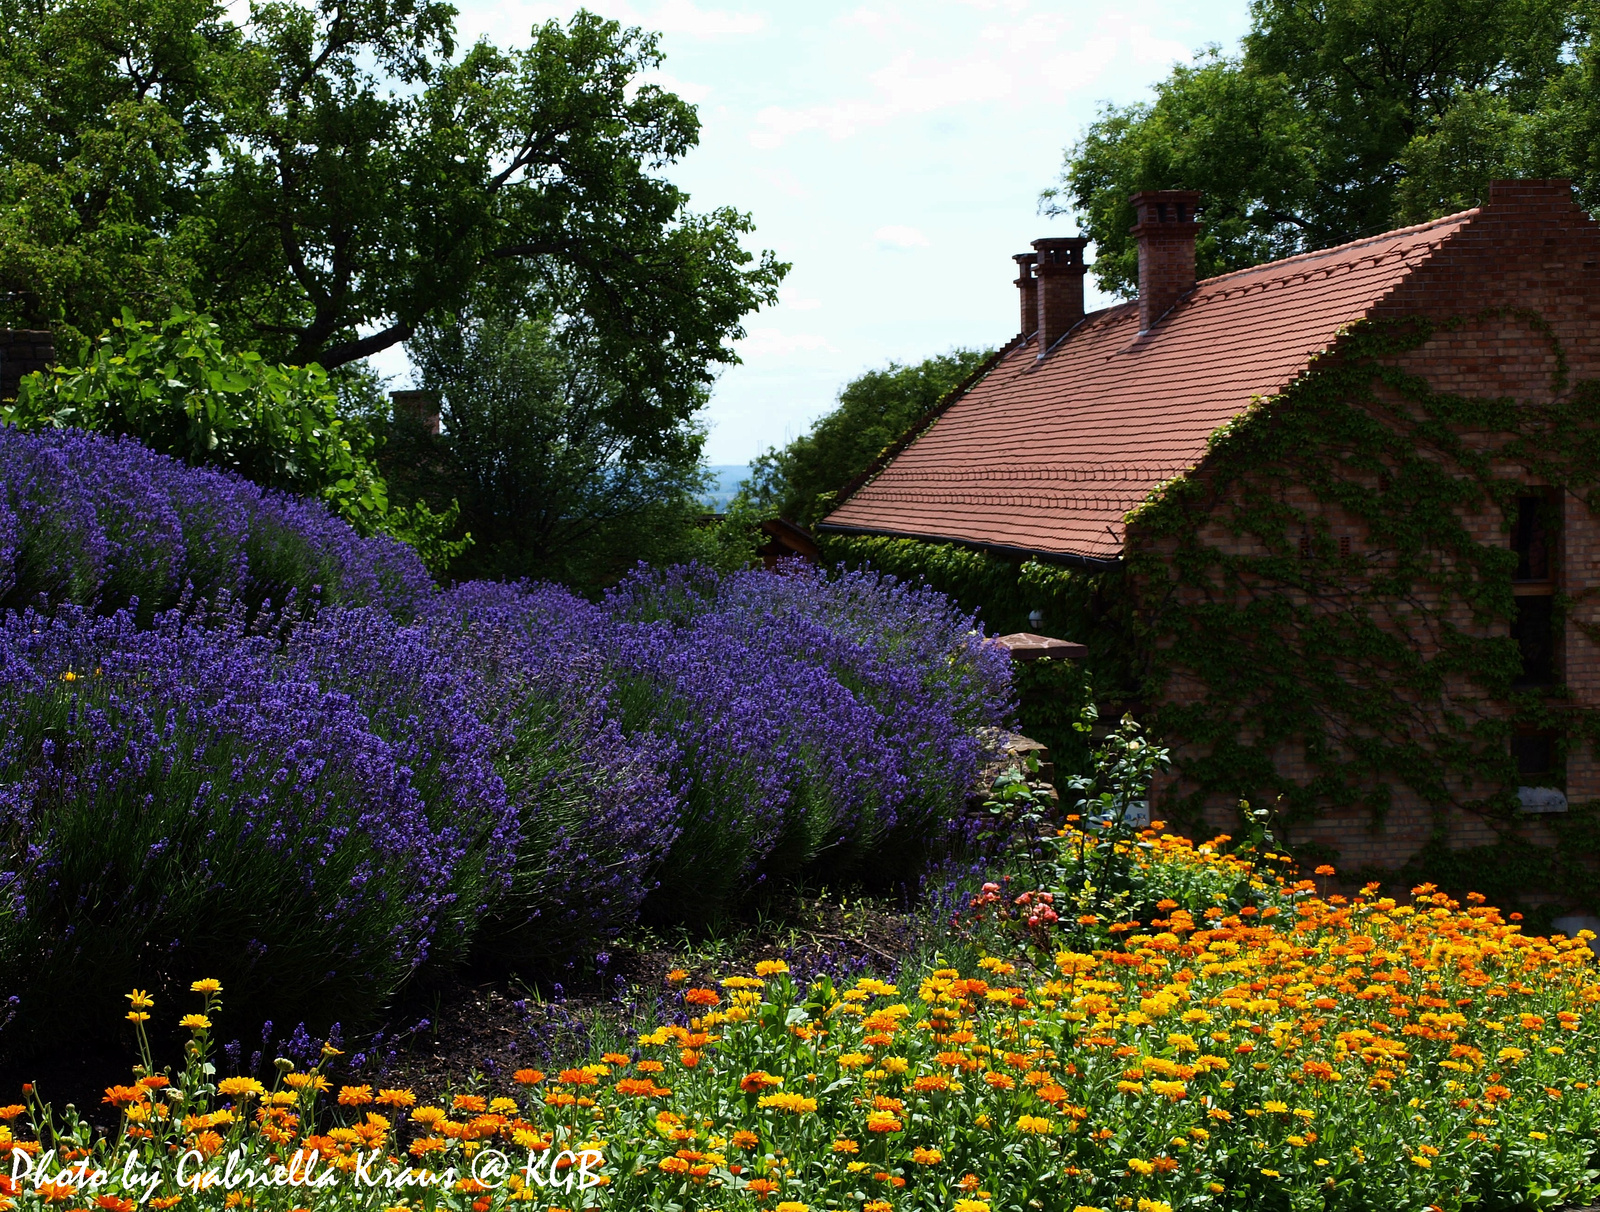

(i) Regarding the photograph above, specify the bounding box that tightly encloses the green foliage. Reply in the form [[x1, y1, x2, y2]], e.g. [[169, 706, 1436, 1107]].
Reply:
[[5, 308, 388, 524], [397, 307, 753, 587], [1053, 0, 1587, 295], [0, 2, 785, 385], [741, 349, 991, 527], [1012, 656, 1096, 781]]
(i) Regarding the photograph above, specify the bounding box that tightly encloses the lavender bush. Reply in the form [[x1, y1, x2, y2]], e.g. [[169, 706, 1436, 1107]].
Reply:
[[421, 582, 681, 965], [0, 603, 514, 1051], [0, 426, 433, 623], [431, 563, 1015, 925], [0, 429, 1014, 1051]]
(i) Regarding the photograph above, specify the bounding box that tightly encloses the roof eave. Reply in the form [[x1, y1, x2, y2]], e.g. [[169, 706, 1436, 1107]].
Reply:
[[814, 522, 1122, 572]]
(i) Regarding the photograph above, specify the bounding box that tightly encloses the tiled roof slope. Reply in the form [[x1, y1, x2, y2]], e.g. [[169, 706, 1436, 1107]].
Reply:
[[822, 209, 1479, 562]]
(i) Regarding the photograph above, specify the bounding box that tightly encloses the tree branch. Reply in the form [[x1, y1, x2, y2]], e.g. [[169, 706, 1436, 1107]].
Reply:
[[311, 320, 415, 369]]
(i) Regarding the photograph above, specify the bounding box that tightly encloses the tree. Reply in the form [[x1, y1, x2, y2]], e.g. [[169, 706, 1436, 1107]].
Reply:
[[0, 0, 784, 445], [741, 349, 992, 529], [1054, 0, 1587, 295], [399, 308, 747, 586]]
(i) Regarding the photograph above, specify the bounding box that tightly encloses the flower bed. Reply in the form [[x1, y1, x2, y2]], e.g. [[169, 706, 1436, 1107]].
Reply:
[[5, 839, 1596, 1211], [0, 551, 1011, 1055]]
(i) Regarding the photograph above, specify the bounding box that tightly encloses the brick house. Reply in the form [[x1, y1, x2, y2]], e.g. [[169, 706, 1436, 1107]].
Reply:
[[821, 180, 1600, 896]]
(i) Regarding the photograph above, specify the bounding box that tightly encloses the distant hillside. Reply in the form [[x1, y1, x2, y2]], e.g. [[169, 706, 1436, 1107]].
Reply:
[[701, 465, 749, 511]]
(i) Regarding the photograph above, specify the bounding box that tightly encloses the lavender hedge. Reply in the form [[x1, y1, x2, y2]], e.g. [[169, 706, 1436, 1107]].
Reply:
[[0, 604, 515, 1049], [0, 426, 433, 622], [430, 563, 1014, 924], [0, 429, 1014, 1052]]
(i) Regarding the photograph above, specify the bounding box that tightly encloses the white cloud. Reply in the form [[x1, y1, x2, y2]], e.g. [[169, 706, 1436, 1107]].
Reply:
[[645, 0, 765, 35], [637, 69, 713, 103], [735, 327, 838, 357], [874, 224, 929, 249], [746, 9, 1190, 148]]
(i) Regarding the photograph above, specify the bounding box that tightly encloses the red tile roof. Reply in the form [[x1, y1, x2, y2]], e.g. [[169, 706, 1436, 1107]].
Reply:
[[822, 209, 1480, 562]]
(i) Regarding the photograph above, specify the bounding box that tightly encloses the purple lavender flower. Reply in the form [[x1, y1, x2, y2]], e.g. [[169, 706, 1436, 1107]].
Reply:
[[0, 425, 432, 623]]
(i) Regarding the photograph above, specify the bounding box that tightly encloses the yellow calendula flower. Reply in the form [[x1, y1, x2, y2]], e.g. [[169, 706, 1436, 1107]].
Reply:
[[126, 989, 154, 1010], [755, 960, 790, 977], [179, 1014, 211, 1031], [757, 1092, 817, 1115], [1016, 1115, 1053, 1135], [190, 979, 222, 994]]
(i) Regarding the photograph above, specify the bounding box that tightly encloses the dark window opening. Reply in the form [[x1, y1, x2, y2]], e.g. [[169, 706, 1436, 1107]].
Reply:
[[1338, 535, 1352, 558], [1298, 531, 1311, 560], [1514, 495, 1550, 582], [1512, 595, 1556, 687], [1512, 732, 1556, 779]]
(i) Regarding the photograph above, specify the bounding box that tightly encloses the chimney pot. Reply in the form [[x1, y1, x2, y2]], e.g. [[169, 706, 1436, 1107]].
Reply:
[[1012, 253, 1038, 339], [1129, 189, 1202, 333], [1030, 236, 1090, 357]]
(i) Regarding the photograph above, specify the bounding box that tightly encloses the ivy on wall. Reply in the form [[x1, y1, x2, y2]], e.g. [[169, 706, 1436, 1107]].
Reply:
[[822, 311, 1600, 918]]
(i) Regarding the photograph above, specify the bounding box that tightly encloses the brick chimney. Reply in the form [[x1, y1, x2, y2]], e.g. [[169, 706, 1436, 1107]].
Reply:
[[1012, 252, 1037, 339], [1129, 190, 1202, 332], [1031, 236, 1089, 357], [390, 389, 441, 437]]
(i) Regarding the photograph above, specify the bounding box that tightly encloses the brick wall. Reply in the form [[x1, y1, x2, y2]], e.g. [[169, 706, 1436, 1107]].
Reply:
[[0, 329, 55, 401], [1135, 181, 1600, 889]]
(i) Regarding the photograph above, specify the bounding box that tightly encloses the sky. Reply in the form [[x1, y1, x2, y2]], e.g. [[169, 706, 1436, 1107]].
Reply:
[[376, 0, 1255, 464]]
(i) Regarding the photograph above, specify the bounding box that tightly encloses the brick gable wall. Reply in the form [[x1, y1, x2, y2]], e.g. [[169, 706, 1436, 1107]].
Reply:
[[1131, 182, 1600, 891]]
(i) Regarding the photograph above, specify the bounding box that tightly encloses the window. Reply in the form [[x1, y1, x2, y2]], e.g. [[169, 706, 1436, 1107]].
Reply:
[[1512, 731, 1554, 779], [1511, 493, 1557, 689]]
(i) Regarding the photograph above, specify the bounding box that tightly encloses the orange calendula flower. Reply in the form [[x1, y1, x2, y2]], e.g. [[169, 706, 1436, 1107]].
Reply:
[[512, 1069, 544, 1085], [684, 988, 721, 1007], [374, 1088, 416, 1108], [452, 1094, 487, 1113], [216, 1077, 264, 1099], [337, 1086, 373, 1106], [746, 1178, 780, 1196]]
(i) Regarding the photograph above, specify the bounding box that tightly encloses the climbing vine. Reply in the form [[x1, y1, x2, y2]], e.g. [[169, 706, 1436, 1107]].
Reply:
[[824, 311, 1600, 918], [1125, 310, 1600, 918]]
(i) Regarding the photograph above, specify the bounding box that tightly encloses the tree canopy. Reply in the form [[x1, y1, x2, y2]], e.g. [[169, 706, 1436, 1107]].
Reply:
[[741, 349, 992, 529], [393, 306, 750, 586], [0, 0, 784, 441], [1055, 0, 1597, 295]]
